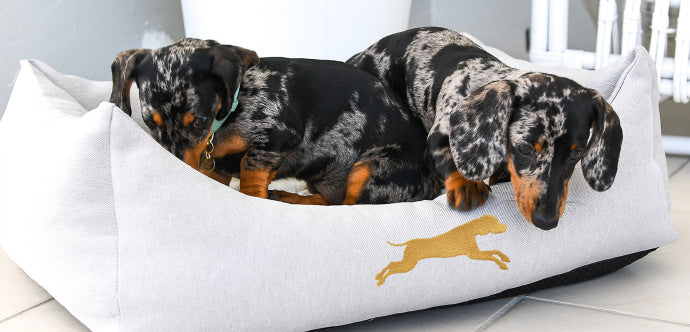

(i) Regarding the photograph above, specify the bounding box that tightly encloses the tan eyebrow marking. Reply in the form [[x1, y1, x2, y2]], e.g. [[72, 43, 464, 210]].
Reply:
[[534, 142, 543, 153], [152, 111, 163, 127], [183, 112, 195, 127]]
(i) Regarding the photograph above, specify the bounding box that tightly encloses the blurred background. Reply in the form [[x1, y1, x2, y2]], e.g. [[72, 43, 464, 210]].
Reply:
[[0, 0, 687, 137]]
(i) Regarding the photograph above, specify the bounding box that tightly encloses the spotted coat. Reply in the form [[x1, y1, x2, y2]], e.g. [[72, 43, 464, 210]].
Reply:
[[347, 27, 623, 230], [110, 38, 442, 205]]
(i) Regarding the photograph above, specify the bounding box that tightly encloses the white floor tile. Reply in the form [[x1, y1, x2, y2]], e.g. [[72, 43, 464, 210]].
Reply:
[[327, 298, 516, 332], [0, 247, 52, 321], [0, 300, 88, 332], [525, 210, 690, 324], [485, 298, 689, 331]]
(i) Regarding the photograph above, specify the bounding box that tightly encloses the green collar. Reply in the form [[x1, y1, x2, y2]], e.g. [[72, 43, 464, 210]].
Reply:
[[211, 85, 240, 133]]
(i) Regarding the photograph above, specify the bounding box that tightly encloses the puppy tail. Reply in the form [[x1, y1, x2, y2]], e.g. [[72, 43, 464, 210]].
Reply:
[[386, 241, 409, 247]]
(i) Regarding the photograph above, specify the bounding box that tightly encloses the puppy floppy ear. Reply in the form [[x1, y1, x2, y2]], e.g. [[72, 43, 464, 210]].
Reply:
[[449, 80, 516, 181], [109, 49, 150, 116], [190, 45, 259, 121], [581, 93, 623, 191]]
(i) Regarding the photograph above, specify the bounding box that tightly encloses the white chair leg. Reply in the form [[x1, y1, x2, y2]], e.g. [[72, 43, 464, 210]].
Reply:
[[621, 0, 642, 55], [662, 135, 690, 155], [548, 0, 569, 53], [673, 0, 690, 103], [531, 0, 550, 53], [530, 0, 690, 155], [596, 0, 618, 68], [650, 0, 671, 81]]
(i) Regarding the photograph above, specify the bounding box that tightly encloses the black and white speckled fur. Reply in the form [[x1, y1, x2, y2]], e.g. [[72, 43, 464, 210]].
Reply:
[[110, 38, 442, 205], [348, 27, 623, 230]]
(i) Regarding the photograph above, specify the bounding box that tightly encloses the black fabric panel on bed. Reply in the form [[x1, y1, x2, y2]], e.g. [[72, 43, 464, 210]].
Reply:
[[462, 248, 656, 304], [321, 248, 656, 331]]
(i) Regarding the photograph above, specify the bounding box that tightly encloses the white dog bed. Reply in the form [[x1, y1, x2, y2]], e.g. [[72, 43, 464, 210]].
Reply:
[[0, 35, 677, 331]]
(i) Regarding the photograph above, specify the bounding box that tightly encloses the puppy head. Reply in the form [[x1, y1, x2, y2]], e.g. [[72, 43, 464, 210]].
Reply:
[[449, 73, 622, 230], [109, 38, 259, 170]]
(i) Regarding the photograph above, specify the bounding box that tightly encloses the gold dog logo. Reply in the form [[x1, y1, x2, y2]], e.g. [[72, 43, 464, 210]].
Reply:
[[376, 215, 510, 286]]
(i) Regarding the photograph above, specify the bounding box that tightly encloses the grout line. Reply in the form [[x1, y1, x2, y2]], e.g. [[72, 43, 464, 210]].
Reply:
[[472, 295, 527, 332], [524, 296, 690, 327], [669, 157, 690, 178], [0, 298, 54, 325]]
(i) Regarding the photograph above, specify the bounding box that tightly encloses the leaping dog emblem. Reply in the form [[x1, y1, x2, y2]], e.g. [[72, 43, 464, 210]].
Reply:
[[376, 215, 510, 286]]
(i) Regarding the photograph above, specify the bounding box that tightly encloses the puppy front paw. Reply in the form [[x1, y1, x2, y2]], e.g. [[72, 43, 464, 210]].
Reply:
[[270, 190, 330, 205], [268, 190, 280, 201], [445, 171, 490, 210]]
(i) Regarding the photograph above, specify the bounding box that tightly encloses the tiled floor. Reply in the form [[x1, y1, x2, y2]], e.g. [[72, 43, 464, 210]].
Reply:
[[1, 156, 689, 332]]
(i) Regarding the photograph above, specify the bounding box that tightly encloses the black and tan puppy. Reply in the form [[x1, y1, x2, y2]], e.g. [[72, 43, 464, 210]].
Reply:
[[110, 38, 442, 205], [348, 27, 623, 229]]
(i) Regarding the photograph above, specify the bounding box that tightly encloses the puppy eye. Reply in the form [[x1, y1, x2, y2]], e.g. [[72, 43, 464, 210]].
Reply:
[[517, 143, 535, 156], [193, 117, 207, 128], [143, 117, 157, 129]]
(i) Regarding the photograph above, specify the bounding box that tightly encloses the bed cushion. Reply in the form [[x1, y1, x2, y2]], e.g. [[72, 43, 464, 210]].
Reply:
[[0, 37, 677, 331]]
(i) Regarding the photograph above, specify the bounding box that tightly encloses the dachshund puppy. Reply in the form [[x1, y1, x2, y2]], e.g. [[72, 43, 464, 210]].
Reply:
[[110, 38, 442, 205], [348, 27, 623, 229]]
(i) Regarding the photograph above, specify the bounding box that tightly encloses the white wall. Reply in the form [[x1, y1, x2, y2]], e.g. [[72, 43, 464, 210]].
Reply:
[[0, 0, 185, 119], [181, 0, 412, 61]]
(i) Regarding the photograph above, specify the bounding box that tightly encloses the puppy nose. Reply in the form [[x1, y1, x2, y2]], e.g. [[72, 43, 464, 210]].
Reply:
[[532, 213, 559, 230]]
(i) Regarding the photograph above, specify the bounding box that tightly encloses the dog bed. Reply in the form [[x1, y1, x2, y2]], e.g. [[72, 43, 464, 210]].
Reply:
[[0, 35, 677, 331]]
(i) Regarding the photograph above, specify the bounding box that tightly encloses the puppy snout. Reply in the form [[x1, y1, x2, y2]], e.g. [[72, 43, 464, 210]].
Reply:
[[531, 210, 559, 230], [167, 143, 202, 170]]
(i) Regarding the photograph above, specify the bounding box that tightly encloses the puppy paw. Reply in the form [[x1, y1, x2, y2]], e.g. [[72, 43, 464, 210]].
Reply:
[[268, 190, 281, 201], [270, 190, 330, 205], [445, 171, 490, 210]]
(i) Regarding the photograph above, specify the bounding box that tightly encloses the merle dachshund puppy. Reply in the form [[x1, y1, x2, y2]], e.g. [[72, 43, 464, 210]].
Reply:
[[347, 27, 623, 229], [109, 38, 442, 205]]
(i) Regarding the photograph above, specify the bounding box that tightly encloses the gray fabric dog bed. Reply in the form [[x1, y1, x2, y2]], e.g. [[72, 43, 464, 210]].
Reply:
[[0, 36, 677, 331]]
